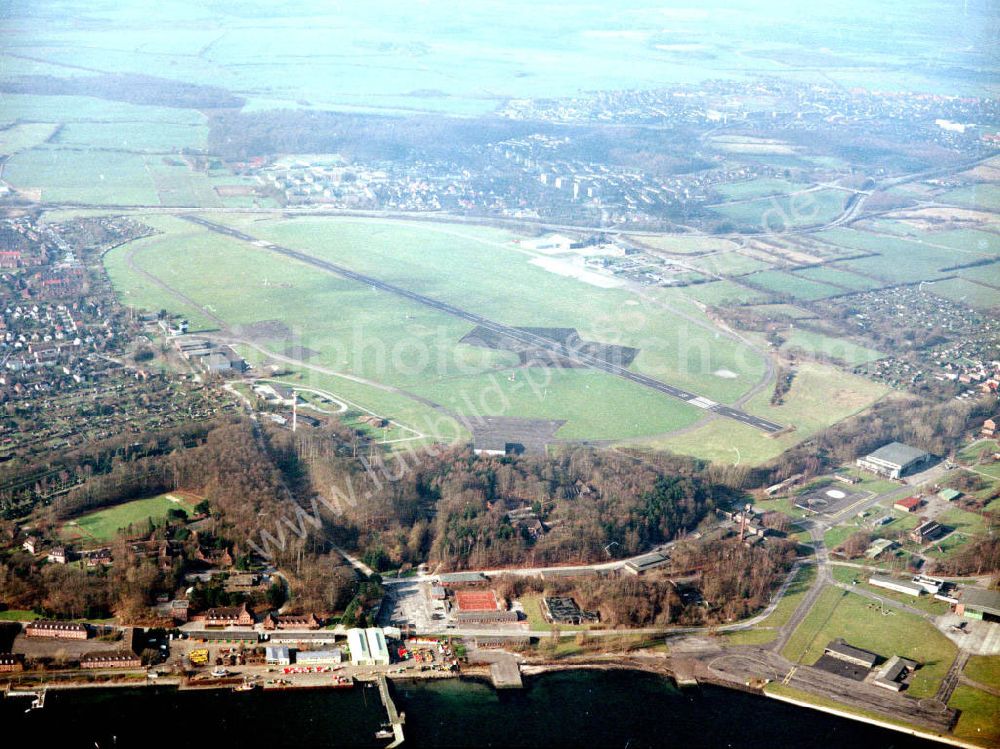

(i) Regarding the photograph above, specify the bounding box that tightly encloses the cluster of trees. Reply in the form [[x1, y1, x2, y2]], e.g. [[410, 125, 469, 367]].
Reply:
[[932, 534, 1000, 578], [0, 73, 244, 109], [320, 447, 726, 571], [492, 536, 796, 629]]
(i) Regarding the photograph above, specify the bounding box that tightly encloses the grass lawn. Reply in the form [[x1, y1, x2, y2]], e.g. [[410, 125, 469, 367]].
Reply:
[[949, 685, 1000, 746], [938, 507, 987, 536], [756, 564, 818, 629], [752, 496, 807, 519], [58, 493, 198, 545], [824, 525, 862, 551], [721, 565, 818, 646], [924, 532, 973, 561], [0, 609, 40, 621], [780, 586, 956, 698], [651, 361, 889, 465], [963, 655, 1000, 689]]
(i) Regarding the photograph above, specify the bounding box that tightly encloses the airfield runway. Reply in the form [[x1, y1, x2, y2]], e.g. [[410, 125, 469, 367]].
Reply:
[[183, 215, 783, 433]]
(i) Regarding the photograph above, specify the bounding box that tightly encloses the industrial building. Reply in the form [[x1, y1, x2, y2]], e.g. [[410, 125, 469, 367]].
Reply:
[[869, 574, 924, 597], [823, 638, 879, 668], [24, 621, 88, 639], [437, 571, 490, 587], [856, 442, 932, 479], [864, 538, 898, 559], [265, 645, 291, 666], [911, 575, 945, 595], [956, 588, 1000, 622], [347, 628, 371, 665], [365, 628, 390, 665], [347, 627, 391, 666], [623, 551, 670, 575], [80, 652, 142, 669], [909, 521, 945, 544], [295, 649, 343, 665], [873, 656, 919, 691]]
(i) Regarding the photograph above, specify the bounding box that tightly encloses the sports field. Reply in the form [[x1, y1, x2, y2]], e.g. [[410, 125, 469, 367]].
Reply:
[[57, 493, 199, 545]]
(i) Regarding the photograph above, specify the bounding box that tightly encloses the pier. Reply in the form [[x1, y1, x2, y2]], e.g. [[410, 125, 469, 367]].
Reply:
[[376, 675, 405, 747], [489, 657, 523, 689]]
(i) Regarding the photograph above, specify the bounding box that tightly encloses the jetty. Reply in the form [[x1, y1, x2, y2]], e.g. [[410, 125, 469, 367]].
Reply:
[[4, 687, 46, 710], [376, 675, 405, 747], [489, 657, 523, 689]]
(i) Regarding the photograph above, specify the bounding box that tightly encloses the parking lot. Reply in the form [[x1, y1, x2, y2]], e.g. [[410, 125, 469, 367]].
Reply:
[[381, 578, 452, 632]]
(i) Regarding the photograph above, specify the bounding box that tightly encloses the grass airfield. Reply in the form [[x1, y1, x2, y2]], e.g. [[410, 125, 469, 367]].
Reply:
[[105, 213, 776, 444]]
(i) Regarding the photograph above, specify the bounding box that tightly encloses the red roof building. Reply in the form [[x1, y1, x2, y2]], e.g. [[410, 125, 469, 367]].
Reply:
[[893, 496, 923, 513]]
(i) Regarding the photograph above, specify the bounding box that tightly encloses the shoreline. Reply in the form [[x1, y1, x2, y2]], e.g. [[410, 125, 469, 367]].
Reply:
[[3, 661, 980, 748]]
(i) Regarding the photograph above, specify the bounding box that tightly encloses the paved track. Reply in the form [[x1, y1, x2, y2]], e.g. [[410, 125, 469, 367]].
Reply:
[[183, 215, 784, 433]]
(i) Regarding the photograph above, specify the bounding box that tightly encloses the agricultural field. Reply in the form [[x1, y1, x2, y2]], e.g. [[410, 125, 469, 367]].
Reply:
[[709, 188, 848, 231], [816, 228, 993, 284], [674, 279, 772, 306], [937, 184, 1000, 213], [929, 277, 1000, 311], [713, 177, 808, 201], [0, 122, 59, 156], [780, 586, 957, 699], [689, 251, 772, 277], [3, 148, 223, 205], [745, 303, 817, 320], [780, 329, 886, 366], [744, 270, 842, 301], [57, 493, 200, 545], [791, 266, 880, 292], [625, 234, 739, 255]]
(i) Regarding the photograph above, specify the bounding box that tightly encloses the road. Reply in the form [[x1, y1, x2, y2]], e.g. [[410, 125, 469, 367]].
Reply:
[[182, 214, 785, 433]]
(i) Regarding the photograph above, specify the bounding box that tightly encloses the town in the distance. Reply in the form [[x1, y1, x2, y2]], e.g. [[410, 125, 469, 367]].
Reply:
[[0, 1, 998, 747]]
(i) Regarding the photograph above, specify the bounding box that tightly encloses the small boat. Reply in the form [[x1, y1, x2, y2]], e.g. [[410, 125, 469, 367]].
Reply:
[[233, 679, 257, 692], [210, 667, 229, 678], [375, 729, 394, 739]]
